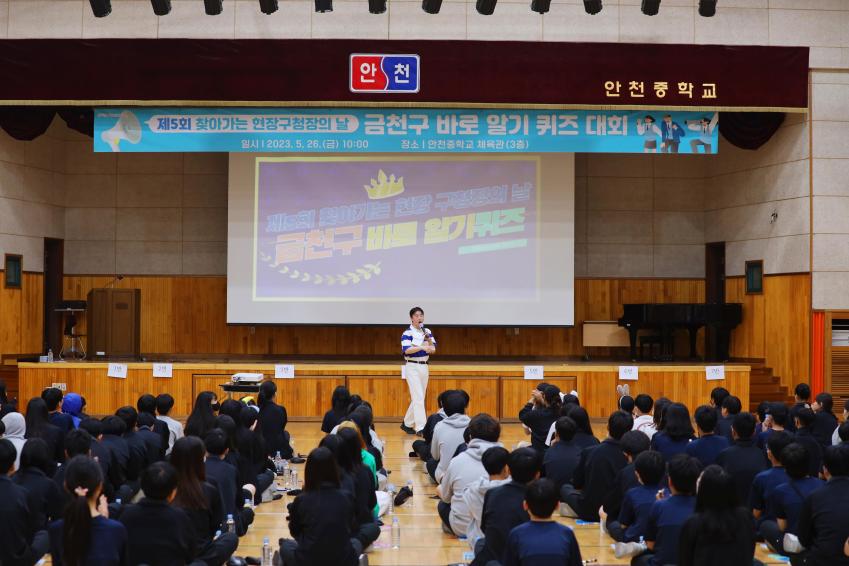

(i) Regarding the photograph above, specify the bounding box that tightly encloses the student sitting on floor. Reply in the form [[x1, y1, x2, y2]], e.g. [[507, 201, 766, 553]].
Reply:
[[600, 430, 651, 532], [438, 413, 502, 536], [542, 416, 582, 492], [461, 446, 511, 550], [616, 454, 701, 564], [678, 464, 757, 566], [796, 443, 849, 565], [48, 455, 127, 566], [13, 438, 65, 531], [709, 387, 730, 420], [279, 447, 364, 566], [812, 392, 839, 449], [649, 403, 694, 462], [321, 385, 352, 434], [758, 442, 824, 555], [519, 384, 562, 453], [431, 391, 471, 483], [411, 389, 451, 461], [0, 438, 50, 565], [756, 402, 789, 451], [786, 383, 811, 434], [716, 395, 742, 441], [560, 410, 632, 522], [156, 393, 185, 456], [203, 428, 255, 537], [832, 399, 849, 446], [686, 404, 729, 467], [503, 478, 582, 566], [716, 412, 769, 505], [750, 431, 793, 528], [605, 450, 664, 546], [632, 394, 656, 439], [471, 447, 541, 566], [792, 408, 824, 478], [118, 461, 204, 566]]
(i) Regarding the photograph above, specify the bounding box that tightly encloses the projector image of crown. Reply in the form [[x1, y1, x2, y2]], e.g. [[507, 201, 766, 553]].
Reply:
[[365, 169, 405, 199]]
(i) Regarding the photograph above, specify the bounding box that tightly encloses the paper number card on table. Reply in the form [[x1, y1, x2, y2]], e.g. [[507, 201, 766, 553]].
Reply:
[[524, 366, 544, 380], [153, 363, 172, 378], [107, 363, 128, 379], [618, 366, 639, 381], [275, 364, 295, 379], [706, 365, 726, 380]]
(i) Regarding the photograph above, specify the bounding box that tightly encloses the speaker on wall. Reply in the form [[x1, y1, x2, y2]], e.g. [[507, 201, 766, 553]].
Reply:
[[89, 0, 112, 17], [421, 0, 442, 13], [150, 0, 171, 15], [204, 0, 223, 15]]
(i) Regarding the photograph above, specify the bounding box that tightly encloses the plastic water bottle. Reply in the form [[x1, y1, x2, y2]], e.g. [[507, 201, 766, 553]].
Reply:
[[391, 516, 401, 549], [47, 349, 53, 363], [387, 483, 396, 515], [274, 451, 283, 474], [225, 513, 235, 534], [282, 458, 290, 487], [406, 479, 413, 493], [244, 497, 253, 509], [261, 536, 272, 566]]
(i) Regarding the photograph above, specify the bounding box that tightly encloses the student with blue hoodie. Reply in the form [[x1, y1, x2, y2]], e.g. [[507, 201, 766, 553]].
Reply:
[[61, 394, 85, 429], [437, 413, 502, 536], [431, 391, 472, 483]]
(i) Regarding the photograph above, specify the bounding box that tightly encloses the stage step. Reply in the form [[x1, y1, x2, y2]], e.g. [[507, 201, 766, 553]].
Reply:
[[743, 361, 793, 411]]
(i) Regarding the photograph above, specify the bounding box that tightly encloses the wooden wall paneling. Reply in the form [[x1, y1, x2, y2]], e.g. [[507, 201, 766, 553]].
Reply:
[[348, 376, 411, 419], [764, 274, 811, 390], [725, 277, 766, 360], [22, 273, 44, 354], [425, 377, 499, 418], [0, 282, 23, 354]]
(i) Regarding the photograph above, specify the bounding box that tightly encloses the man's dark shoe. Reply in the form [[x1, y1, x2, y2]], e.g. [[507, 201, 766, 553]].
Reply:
[[400, 424, 416, 435]]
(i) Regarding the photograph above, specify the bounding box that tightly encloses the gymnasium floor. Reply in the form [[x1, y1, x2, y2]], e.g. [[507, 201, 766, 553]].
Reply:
[[235, 422, 788, 566]]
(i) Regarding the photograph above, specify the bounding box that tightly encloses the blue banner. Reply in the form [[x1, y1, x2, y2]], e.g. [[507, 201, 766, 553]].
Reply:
[[94, 108, 718, 154]]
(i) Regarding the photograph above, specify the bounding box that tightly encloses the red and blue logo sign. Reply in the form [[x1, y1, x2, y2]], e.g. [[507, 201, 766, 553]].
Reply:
[[350, 54, 420, 94]]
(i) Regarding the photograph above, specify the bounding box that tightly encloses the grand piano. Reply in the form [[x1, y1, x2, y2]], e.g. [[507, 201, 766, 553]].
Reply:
[[617, 303, 743, 362]]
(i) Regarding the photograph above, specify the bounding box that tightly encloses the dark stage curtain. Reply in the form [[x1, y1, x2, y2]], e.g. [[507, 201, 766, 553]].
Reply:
[[0, 106, 93, 141], [719, 112, 785, 151]]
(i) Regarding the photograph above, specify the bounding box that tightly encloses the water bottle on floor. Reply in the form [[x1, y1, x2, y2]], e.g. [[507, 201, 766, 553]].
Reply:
[[387, 483, 396, 514], [282, 459, 290, 488], [391, 516, 401, 549], [225, 514, 235, 534], [274, 451, 283, 474], [261, 536, 272, 566]]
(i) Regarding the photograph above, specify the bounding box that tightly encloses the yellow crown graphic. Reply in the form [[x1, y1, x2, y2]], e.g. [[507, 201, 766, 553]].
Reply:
[[364, 169, 405, 200]]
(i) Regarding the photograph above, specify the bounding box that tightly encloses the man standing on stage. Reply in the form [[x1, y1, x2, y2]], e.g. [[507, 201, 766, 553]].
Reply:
[[400, 306, 436, 435]]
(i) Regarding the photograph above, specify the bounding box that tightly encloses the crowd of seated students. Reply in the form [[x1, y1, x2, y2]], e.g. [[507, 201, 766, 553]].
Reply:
[[3, 377, 849, 566], [417, 382, 849, 566]]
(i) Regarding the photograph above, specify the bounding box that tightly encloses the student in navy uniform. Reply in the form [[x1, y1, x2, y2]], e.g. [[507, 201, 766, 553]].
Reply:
[[135, 412, 164, 464], [136, 394, 170, 459], [321, 385, 351, 434], [686, 404, 730, 467], [756, 402, 789, 451], [678, 465, 756, 566], [257, 381, 294, 460], [13, 439, 65, 531], [750, 431, 793, 527], [502, 478, 582, 566], [471, 447, 541, 566], [0, 438, 50, 566], [793, 408, 824, 478], [627, 454, 701, 565], [203, 428, 255, 537], [42, 388, 75, 434], [115, 407, 153, 479], [565, 406, 600, 451], [542, 416, 582, 491], [607, 450, 664, 547], [797, 443, 849, 565], [519, 384, 562, 453], [716, 395, 742, 441], [709, 387, 730, 420], [24, 397, 65, 469], [118, 461, 204, 566], [280, 447, 364, 566], [812, 392, 839, 449], [786, 383, 811, 434], [600, 430, 651, 532], [170, 436, 238, 566], [758, 443, 824, 555], [649, 403, 694, 462], [561, 411, 632, 521], [48, 455, 128, 566], [716, 412, 770, 505]]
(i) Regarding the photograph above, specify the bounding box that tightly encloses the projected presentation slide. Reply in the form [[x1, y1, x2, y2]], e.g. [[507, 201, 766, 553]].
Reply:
[[228, 154, 574, 326]]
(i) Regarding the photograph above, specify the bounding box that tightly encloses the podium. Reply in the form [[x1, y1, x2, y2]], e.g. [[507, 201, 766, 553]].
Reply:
[[87, 288, 141, 359]]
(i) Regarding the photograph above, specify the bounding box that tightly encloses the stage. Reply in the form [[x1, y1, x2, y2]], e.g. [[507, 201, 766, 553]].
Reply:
[[18, 360, 750, 420]]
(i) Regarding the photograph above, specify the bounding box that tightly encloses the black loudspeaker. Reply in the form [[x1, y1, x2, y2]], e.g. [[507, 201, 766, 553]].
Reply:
[[641, 0, 660, 15], [204, 0, 223, 15], [89, 0, 111, 17], [583, 0, 601, 14], [530, 0, 550, 14], [698, 0, 716, 16], [369, 0, 386, 13], [315, 0, 332, 12], [422, 0, 442, 13], [150, 0, 171, 15], [476, 0, 496, 15], [259, 0, 278, 13]]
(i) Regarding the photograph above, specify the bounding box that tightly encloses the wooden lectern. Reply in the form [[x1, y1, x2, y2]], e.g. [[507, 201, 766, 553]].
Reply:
[[87, 288, 141, 359]]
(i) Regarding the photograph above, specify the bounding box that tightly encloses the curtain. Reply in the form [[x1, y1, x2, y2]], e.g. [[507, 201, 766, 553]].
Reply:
[[719, 112, 785, 151]]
